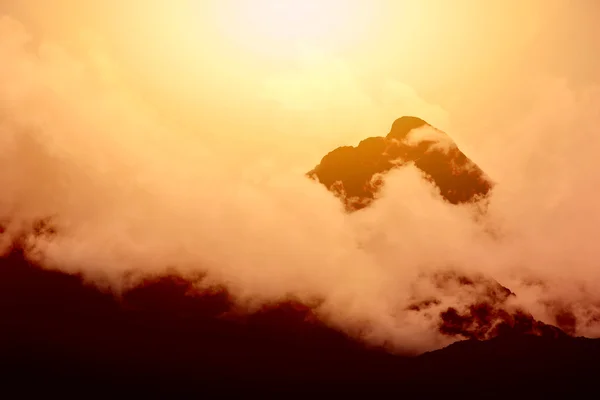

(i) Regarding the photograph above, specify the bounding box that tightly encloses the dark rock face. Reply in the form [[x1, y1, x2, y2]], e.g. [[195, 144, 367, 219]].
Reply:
[[406, 270, 568, 341], [308, 116, 493, 211]]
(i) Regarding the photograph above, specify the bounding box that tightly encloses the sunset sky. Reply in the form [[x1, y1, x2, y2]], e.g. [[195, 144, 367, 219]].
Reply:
[[1, 1, 600, 352], [4, 1, 598, 153]]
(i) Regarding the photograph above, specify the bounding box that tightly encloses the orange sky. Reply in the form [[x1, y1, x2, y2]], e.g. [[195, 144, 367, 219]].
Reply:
[[5, 1, 594, 166], [2, 1, 594, 133], [2, 1, 600, 353]]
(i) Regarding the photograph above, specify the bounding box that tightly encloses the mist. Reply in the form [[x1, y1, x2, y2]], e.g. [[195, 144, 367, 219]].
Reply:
[[1, 12, 600, 354]]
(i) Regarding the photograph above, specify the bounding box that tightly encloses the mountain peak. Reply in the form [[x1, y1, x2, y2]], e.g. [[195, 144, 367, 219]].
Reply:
[[387, 116, 429, 141], [309, 116, 493, 211]]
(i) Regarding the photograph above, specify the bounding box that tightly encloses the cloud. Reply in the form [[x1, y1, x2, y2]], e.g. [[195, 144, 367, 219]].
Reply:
[[404, 126, 455, 153], [1, 15, 600, 355]]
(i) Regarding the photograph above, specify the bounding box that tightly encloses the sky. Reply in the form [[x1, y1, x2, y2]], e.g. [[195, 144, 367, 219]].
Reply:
[[3, 1, 598, 169], [1, 1, 600, 353]]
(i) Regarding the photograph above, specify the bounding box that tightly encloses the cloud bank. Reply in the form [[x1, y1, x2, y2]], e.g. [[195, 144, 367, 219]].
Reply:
[[1, 16, 600, 354]]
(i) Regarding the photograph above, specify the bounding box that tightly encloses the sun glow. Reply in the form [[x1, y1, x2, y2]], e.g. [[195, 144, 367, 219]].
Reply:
[[216, 0, 376, 57]]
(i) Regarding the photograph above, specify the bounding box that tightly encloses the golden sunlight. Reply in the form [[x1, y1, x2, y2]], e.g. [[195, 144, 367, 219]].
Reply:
[[216, 0, 376, 56], [3, 0, 600, 392]]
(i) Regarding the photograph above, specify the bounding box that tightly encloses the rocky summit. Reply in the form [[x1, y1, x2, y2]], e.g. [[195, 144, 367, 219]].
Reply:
[[308, 116, 493, 211]]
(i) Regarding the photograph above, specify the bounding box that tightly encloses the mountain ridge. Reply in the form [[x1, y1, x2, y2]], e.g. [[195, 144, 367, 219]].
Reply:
[[1, 245, 598, 395]]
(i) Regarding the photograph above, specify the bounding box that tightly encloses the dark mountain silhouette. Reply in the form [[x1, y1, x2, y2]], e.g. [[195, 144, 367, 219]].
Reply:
[[0, 244, 598, 396], [1, 116, 598, 395], [308, 116, 493, 211]]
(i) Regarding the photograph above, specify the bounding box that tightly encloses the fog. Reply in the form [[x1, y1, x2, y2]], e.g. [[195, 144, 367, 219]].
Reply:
[[1, 5, 600, 353]]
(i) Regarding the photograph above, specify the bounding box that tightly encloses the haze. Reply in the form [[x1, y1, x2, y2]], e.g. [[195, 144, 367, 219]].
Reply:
[[1, 1, 600, 353]]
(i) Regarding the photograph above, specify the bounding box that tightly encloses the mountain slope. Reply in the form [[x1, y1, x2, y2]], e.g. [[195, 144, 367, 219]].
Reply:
[[0, 248, 598, 395]]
